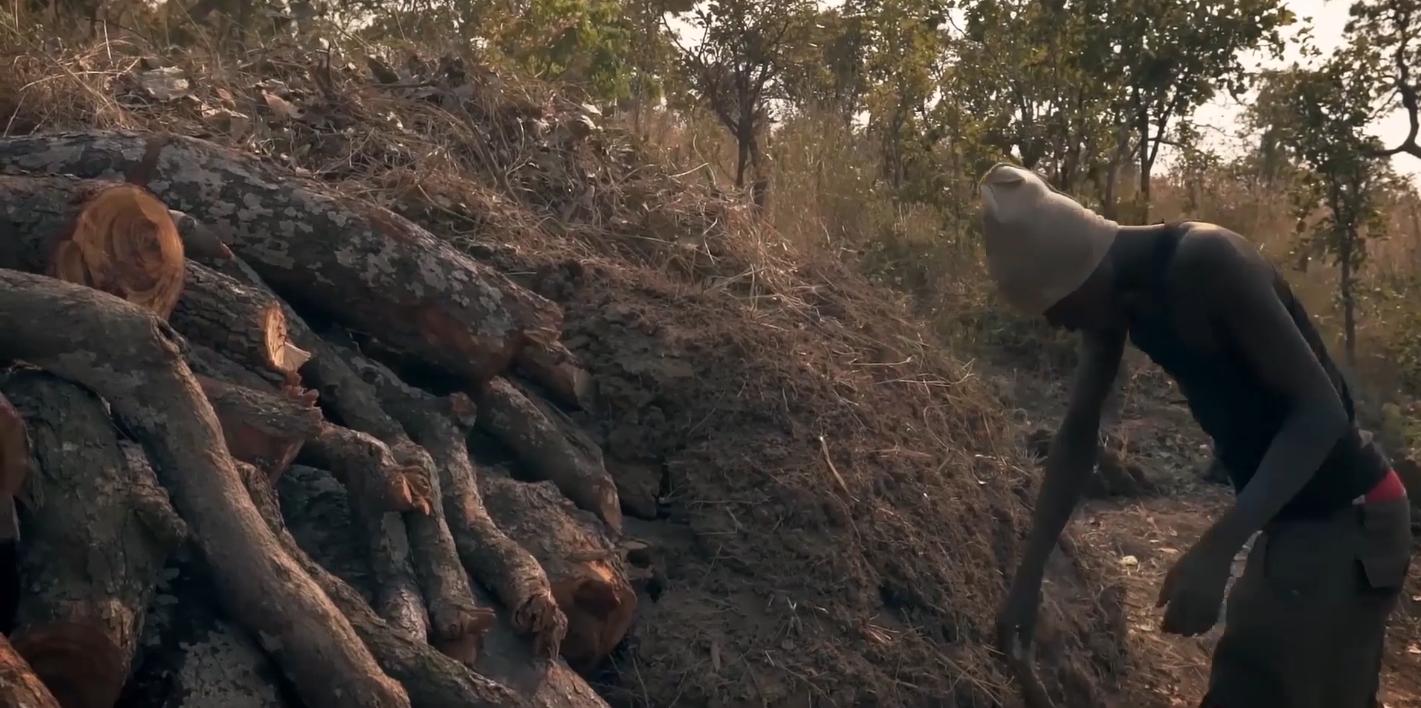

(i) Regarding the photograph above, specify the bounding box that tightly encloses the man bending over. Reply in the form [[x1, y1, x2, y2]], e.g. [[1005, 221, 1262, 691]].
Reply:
[[981, 163, 1411, 708]]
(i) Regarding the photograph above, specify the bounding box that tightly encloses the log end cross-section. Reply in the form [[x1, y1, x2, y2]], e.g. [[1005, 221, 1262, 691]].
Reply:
[[51, 183, 185, 320]]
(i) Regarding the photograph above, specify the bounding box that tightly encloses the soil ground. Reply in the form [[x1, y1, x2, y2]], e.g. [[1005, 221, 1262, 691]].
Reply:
[[987, 353, 1421, 707]]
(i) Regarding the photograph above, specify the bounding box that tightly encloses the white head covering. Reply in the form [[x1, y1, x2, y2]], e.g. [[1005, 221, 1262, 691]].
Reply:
[[978, 163, 1119, 315]]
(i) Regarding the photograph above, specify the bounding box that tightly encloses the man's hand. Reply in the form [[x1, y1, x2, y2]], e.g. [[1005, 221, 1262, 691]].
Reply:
[[995, 578, 1042, 660], [1156, 536, 1234, 636]]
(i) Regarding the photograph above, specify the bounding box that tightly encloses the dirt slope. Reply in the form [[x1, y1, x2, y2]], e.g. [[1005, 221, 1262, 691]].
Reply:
[[0, 34, 1131, 707]]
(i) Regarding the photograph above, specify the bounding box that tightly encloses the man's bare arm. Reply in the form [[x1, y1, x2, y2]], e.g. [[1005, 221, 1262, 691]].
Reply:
[[1198, 250, 1349, 554], [1007, 328, 1125, 598]]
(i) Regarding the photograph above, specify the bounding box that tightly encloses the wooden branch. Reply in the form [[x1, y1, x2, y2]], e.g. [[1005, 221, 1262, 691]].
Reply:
[[165, 242, 436, 645], [302, 423, 432, 515], [0, 174, 185, 318], [0, 131, 563, 385], [0, 632, 59, 708], [304, 331, 494, 660], [184, 341, 288, 393], [0, 268, 407, 708], [481, 476, 635, 671], [196, 371, 433, 639], [1, 371, 187, 708], [278, 465, 604, 708], [343, 351, 567, 659], [392, 441, 497, 663], [172, 262, 310, 379], [198, 373, 322, 479], [515, 341, 594, 411], [476, 377, 622, 532], [240, 463, 523, 708]]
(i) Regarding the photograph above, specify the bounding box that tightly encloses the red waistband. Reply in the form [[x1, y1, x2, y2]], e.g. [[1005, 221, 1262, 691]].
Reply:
[[1362, 468, 1408, 505]]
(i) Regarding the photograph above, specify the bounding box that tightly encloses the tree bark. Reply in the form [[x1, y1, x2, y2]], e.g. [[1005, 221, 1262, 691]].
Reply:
[[306, 334, 494, 660], [1, 371, 188, 708], [238, 463, 523, 708], [342, 352, 567, 659], [0, 268, 408, 708], [0, 632, 59, 708], [174, 247, 436, 645], [480, 476, 635, 671], [0, 131, 563, 385], [172, 262, 309, 380], [0, 174, 185, 318], [476, 377, 622, 532], [197, 374, 322, 479], [277, 465, 603, 708], [184, 341, 288, 393], [119, 555, 292, 708], [515, 342, 594, 411], [301, 423, 432, 516]]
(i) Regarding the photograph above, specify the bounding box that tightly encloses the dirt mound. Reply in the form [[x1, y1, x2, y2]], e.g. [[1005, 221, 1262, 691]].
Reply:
[[0, 29, 1128, 707], [524, 260, 1127, 706]]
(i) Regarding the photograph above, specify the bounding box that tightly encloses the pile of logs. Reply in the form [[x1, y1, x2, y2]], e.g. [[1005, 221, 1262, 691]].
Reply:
[[0, 130, 645, 708]]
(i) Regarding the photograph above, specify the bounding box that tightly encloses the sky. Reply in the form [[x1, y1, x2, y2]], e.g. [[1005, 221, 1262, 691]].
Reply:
[[667, 0, 1421, 183], [1186, 0, 1421, 183]]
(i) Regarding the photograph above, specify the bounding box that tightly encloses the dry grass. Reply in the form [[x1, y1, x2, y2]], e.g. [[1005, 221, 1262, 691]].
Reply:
[[0, 13, 1135, 707]]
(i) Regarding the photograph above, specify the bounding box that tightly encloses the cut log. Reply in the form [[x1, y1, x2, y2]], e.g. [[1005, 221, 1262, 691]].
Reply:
[[302, 424, 431, 516], [515, 341, 594, 411], [184, 342, 287, 393], [119, 555, 291, 708], [481, 476, 636, 671], [476, 594, 610, 708], [0, 371, 187, 708], [342, 352, 567, 658], [388, 442, 496, 663], [238, 462, 522, 708], [305, 334, 494, 660], [172, 262, 310, 379], [0, 174, 184, 318], [0, 632, 60, 708], [0, 131, 562, 384], [277, 466, 602, 708], [166, 247, 437, 645], [197, 374, 321, 479], [476, 377, 622, 532], [0, 269, 408, 708]]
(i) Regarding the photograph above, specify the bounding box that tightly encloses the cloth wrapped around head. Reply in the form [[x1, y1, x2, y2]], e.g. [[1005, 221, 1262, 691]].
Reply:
[[977, 163, 1119, 315]]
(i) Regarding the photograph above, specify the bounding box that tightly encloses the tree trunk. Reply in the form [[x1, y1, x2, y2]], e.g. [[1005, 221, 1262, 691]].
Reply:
[[341, 351, 567, 659], [0, 174, 185, 318], [475, 377, 622, 532], [480, 476, 635, 671], [238, 463, 523, 708], [0, 268, 408, 708], [1, 371, 188, 708], [172, 262, 310, 380], [169, 231, 442, 645], [0, 632, 59, 708], [0, 131, 562, 385]]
